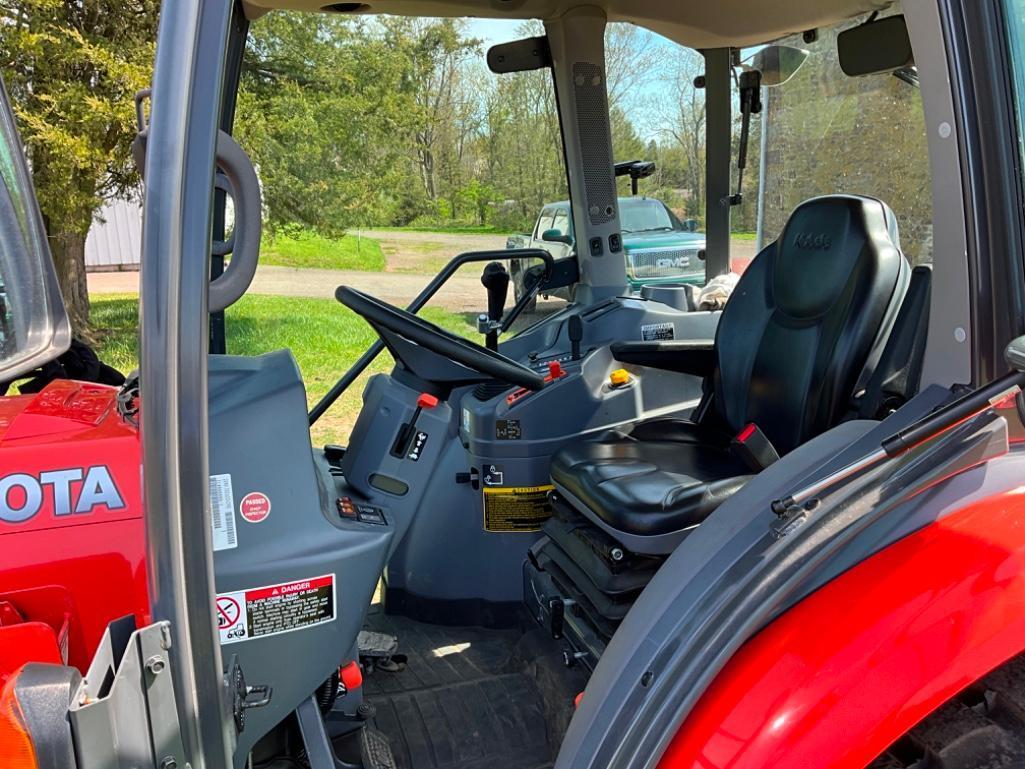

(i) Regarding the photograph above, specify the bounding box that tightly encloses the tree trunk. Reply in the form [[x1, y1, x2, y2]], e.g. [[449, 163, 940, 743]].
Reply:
[[49, 231, 92, 341]]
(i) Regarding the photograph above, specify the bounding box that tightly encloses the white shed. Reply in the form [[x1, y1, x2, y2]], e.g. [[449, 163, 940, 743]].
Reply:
[[85, 198, 142, 271]]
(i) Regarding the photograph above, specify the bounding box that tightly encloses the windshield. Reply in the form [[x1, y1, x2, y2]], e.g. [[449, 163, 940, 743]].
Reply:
[[619, 198, 679, 233]]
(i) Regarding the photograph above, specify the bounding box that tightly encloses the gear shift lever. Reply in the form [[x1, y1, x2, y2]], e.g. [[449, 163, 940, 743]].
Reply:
[[479, 261, 510, 351], [568, 315, 583, 360]]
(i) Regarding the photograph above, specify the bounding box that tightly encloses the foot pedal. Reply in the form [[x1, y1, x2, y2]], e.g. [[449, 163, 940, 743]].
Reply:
[[360, 727, 397, 769], [358, 630, 406, 674]]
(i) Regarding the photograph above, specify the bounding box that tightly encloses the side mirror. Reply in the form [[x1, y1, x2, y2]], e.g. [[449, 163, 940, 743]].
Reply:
[[742, 45, 809, 87], [682, 219, 700, 233], [1006, 335, 1025, 373], [542, 229, 572, 245]]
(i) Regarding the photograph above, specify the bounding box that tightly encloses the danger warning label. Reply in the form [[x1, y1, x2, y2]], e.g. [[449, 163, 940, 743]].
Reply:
[[483, 484, 554, 532], [217, 574, 335, 645]]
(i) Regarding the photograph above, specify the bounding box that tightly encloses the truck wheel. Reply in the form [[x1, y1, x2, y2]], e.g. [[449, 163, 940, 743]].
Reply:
[[869, 654, 1025, 768]]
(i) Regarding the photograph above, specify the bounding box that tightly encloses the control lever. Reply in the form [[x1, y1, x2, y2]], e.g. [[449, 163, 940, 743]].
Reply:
[[479, 261, 510, 351], [568, 315, 583, 361], [392, 392, 439, 458]]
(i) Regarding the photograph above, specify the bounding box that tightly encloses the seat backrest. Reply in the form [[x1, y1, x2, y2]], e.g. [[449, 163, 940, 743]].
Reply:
[[856, 264, 931, 419], [711, 195, 909, 454]]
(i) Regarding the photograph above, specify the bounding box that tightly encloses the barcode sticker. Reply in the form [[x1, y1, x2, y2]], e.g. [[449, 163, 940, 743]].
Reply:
[[209, 474, 238, 552]]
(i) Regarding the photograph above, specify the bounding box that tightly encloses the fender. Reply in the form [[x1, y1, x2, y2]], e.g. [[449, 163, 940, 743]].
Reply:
[[659, 487, 1025, 768]]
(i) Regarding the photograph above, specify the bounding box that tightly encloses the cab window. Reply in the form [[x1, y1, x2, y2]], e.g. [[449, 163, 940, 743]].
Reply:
[[750, 7, 933, 266]]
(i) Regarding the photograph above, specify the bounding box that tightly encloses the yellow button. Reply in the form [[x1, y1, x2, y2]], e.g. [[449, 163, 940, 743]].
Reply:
[[610, 368, 630, 386]]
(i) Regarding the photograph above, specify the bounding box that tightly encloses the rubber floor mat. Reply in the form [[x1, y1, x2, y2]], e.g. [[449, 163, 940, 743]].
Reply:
[[362, 610, 554, 769]]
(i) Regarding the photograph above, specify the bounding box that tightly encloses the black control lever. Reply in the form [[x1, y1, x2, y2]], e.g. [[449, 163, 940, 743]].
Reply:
[[479, 261, 510, 351], [568, 315, 583, 361]]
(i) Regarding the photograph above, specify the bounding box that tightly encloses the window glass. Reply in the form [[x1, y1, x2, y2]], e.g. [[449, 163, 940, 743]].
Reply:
[[535, 208, 556, 237], [607, 22, 708, 284], [750, 8, 933, 266], [619, 199, 677, 233], [1003, 1, 1025, 172], [551, 207, 570, 238], [237, 14, 573, 444], [0, 79, 69, 375]]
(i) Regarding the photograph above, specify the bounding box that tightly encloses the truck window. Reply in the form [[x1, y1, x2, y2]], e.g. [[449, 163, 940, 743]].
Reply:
[[551, 207, 571, 238], [751, 6, 933, 265], [535, 208, 557, 239]]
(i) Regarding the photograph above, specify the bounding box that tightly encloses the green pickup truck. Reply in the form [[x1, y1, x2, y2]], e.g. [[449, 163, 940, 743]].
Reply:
[[506, 196, 706, 306]]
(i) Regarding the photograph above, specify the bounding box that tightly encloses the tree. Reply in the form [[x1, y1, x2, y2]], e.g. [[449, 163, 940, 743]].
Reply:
[[0, 0, 158, 335], [237, 14, 418, 234]]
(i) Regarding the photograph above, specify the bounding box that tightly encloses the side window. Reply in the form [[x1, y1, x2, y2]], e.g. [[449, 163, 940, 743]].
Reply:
[[535, 208, 556, 239], [551, 208, 571, 239], [606, 22, 708, 285], [750, 7, 933, 266]]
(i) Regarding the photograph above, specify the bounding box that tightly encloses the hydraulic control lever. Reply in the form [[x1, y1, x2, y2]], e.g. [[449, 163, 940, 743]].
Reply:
[[479, 261, 510, 351], [568, 315, 583, 360]]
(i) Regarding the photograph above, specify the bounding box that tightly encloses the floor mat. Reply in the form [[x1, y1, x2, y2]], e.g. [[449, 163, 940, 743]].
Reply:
[[360, 609, 555, 769]]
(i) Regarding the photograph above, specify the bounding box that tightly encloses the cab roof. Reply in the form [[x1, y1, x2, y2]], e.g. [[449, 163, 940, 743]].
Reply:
[[240, 0, 894, 49]]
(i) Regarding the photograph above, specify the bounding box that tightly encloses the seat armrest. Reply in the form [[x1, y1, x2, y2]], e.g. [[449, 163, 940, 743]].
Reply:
[[610, 340, 716, 377]]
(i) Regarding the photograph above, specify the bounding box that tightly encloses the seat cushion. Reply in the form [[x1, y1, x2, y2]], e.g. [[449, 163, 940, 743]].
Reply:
[[550, 422, 753, 537]]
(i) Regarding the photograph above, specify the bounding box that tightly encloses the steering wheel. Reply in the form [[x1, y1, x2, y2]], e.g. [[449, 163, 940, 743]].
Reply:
[[336, 286, 545, 391]]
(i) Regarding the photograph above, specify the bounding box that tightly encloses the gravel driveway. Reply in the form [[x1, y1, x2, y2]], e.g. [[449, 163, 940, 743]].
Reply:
[[88, 230, 758, 312]]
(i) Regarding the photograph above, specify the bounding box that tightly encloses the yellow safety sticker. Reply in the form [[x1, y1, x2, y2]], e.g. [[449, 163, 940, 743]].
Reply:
[[482, 484, 554, 532]]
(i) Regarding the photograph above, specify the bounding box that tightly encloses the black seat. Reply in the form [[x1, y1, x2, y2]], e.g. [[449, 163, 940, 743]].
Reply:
[[550, 195, 910, 548]]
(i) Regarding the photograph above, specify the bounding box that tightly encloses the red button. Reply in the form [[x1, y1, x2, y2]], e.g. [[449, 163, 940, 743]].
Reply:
[[548, 361, 565, 379], [340, 661, 363, 691], [417, 393, 439, 409]]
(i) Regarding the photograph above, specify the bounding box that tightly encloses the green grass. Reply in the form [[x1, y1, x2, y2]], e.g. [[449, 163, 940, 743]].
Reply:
[[259, 231, 385, 271], [369, 224, 514, 235], [730, 231, 757, 241], [90, 293, 475, 446]]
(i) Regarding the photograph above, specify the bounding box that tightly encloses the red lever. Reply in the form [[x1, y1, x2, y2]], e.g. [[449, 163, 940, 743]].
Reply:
[[417, 393, 439, 409], [547, 361, 565, 379], [339, 661, 363, 691]]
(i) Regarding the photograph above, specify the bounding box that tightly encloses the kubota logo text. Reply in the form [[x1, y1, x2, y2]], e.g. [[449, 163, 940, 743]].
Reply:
[[0, 466, 126, 523], [793, 232, 832, 250]]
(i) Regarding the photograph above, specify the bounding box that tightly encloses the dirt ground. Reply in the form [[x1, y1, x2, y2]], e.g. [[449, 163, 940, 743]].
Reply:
[[88, 230, 759, 312]]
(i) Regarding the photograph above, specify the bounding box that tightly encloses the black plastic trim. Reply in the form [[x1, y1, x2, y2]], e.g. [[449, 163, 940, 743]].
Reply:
[[383, 586, 523, 629]]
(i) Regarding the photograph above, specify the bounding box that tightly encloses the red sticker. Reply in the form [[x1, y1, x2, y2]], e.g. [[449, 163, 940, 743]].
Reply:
[[240, 491, 271, 523]]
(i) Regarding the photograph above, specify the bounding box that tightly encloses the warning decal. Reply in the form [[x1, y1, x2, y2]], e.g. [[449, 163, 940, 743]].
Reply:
[[209, 474, 237, 552], [217, 574, 335, 645], [483, 484, 554, 532]]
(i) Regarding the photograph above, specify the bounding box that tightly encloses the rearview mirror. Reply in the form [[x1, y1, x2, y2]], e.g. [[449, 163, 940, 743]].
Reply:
[[487, 37, 552, 74], [682, 219, 699, 233], [542, 229, 572, 245], [838, 15, 914, 77], [742, 45, 809, 87]]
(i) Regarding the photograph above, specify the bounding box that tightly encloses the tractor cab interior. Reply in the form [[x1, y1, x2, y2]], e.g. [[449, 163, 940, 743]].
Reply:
[[172, 3, 951, 767]]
